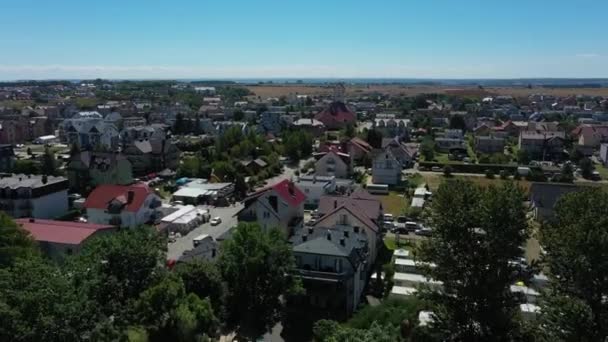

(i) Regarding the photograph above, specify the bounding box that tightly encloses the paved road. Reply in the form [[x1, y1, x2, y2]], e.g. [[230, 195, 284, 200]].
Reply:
[[166, 203, 243, 261]]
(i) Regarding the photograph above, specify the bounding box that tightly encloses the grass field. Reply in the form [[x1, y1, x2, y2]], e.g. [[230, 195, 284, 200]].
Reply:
[[245, 84, 608, 99], [420, 172, 532, 193], [594, 163, 608, 180], [379, 191, 408, 216]]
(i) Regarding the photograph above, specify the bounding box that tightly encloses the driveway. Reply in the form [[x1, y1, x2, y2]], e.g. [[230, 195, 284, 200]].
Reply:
[[167, 203, 243, 261]]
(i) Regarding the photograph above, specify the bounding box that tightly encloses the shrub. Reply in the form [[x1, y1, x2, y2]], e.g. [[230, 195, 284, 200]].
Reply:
[[499, 170, 508, 180], [443, 165, 453, 177], [485, 169, 495, 179]]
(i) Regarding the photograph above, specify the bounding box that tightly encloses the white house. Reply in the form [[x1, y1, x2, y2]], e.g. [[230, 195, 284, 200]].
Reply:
[[84, 183, 162, 228], [290, 225, 368, 316], [0, 174, 69, 219], [237, 179, 306, 236], [314, 149, 352, 178], [295, 175, 337, 208], [372, 149, 402, 185], [62, 112, 119, 150]]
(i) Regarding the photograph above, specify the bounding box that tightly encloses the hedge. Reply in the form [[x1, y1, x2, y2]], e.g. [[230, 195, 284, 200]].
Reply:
[[419, 161, 520, 174]]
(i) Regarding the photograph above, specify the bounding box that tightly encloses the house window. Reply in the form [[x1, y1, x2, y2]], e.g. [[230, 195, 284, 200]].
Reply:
[[339, 214, 348, 225]]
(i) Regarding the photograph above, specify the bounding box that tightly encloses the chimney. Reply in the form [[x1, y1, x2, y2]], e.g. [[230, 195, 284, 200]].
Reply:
[[287, 181, 295, 196], [340, 238, 345, 246], [334, 200, 337, 209], [127, 190, 135, 204]]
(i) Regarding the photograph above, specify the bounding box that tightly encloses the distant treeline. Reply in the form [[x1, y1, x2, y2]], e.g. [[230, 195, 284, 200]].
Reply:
[[0, 80, 73, 87], [189, 80, 237, 85], [541, 83, 603, 88]]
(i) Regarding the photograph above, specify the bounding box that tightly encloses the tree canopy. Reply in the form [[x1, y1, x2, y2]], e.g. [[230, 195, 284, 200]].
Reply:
[[539, 188, 608, 340], [218, 222, 302, 339], [417, 179, 530, 341]]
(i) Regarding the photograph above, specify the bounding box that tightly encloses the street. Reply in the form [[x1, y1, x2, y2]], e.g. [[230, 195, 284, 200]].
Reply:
[[166, 203, 243, 261], [166, 163, 304, 261]]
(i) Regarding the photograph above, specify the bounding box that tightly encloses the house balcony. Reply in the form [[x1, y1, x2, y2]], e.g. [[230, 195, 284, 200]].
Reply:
[[297, 268, 351, 283]]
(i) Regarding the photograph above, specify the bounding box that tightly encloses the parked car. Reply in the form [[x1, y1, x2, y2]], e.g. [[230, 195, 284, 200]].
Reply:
[[395, 216, 408, 230], [415, 227, 433, 236], [210, 217, 222, 226], [383, 213, 394, 222], [405, 221, 419, 232], [383, 221, 395, 231], [431, 166, 442, 172], [392, 227, 409, 235]]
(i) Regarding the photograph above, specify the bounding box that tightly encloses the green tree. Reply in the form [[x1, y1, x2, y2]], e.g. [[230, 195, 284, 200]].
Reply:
[[418, 180, 529, 341], [133, 273, 219, 341], [0, 212, 37, 267], [0, 257, 92, 341], [569, 148, 584, 164], [539, 188, 608, 340], [579, 157, 594, 179], [174, 261, 226, 318], [342, 124, 356, 138], [174, 113, 186, 134], [233, 109, 245, 121], [420, 136, 435, 161], [366, 129, 383, 149], [12, 159, 39, 174], [443, 165, 453, 177], [313, 320, 397, 342], [218, 223, 302, 339], [42, 146, 58, 176], [69, 227, 166, 324], [516, 149, 530, 165], [449, 115, 466, 131], [557, 162, 574, 183]]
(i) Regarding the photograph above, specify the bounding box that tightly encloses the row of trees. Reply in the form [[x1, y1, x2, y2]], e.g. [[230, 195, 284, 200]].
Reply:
[[0, 221, 302, 341], [333, 180, 608, 341], [177, 126, 284, 197]]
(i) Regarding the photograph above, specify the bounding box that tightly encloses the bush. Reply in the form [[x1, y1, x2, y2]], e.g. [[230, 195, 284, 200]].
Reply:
[[443, 165, 453, 177], [485, 169, 495, 179], [418, 161, 517, 175], [499, 170, 508, 180], [513, 172, 522, 180]]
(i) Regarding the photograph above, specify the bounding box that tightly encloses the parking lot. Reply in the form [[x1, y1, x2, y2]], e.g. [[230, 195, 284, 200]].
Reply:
[[166, 203, 243, 261]]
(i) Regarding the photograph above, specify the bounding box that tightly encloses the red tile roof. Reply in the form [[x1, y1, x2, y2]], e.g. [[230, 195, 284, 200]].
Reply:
[[314, 201, 379, 233], [84, 183, 153, 212], [318, 190, 382, 223], [247, 179, 306, 208], [314, 102, 356, 128], [350, 137, 373, 152], [16, 218, 114, 245]]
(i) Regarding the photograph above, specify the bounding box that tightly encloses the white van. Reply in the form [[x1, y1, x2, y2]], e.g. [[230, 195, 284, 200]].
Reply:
[[193, 234, 213, 247], [405, 221, 419, 232]]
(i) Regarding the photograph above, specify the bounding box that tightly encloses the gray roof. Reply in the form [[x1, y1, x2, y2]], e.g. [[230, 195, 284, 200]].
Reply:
[[0, 174, 67, 189], [293, 236, 352, 257], [529, 182, 584, 210]]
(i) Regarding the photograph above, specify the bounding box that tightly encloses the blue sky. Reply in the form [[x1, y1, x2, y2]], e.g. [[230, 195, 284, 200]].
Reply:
[[0, 0, 607, 79]]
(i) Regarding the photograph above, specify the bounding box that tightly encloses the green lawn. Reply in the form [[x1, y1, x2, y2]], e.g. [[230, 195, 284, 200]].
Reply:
[[594, 163, 608, 180], [435, 153, 450, 163], [379, 191, 409, 216], [384, 236, 420, 252]]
